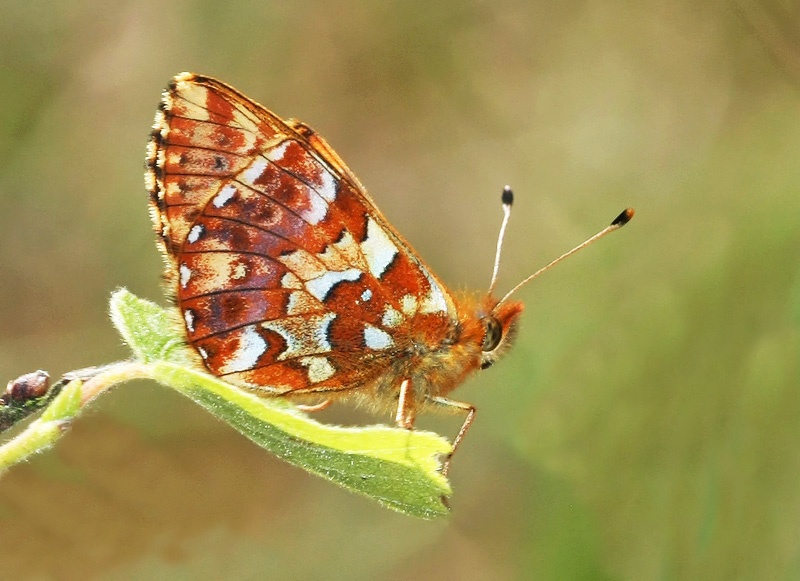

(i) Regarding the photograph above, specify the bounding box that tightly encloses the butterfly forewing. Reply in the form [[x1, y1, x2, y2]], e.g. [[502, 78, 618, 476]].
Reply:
[[146, 73, 457, 395]]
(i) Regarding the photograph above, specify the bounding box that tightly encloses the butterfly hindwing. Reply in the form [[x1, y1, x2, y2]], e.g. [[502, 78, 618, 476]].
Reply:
[[146, 73, 457, 393]]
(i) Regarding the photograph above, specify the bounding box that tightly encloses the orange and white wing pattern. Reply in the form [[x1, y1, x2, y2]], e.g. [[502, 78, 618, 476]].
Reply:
[[145, 73, 458, 395]]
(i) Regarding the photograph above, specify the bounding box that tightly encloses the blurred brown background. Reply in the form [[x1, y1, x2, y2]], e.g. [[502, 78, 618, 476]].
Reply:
[[2, 1, 799, 579]]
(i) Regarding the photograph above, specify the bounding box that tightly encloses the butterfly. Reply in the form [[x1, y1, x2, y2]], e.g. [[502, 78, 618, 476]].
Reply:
[[145, 73, 632, 477]]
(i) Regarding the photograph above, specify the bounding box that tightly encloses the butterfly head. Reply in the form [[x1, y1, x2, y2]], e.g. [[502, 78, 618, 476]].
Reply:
[[476, 296, 524, 370]]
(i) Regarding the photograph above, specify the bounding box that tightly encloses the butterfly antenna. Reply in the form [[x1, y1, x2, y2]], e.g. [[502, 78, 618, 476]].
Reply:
[[488, 186, 514, 295], [497, 207, 635, 306]]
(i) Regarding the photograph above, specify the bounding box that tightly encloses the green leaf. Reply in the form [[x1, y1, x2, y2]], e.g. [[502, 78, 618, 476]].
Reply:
[[109, 287, 194, 365], [109, 289, 453, 518]]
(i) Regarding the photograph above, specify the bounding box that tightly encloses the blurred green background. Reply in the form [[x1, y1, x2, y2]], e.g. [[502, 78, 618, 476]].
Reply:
[[2, 1, 799, 579]]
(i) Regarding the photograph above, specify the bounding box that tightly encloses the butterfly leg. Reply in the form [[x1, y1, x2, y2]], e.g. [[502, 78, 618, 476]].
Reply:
[[427, 396, 476, 478], [296, 399, 333, 413], [394, 378, 417, 429]]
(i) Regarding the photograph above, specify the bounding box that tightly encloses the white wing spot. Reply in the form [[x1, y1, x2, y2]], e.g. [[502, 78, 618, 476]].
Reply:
[[314, 314, 335, 353], [302, 188, 328, 225], [382, 306, 404, 328], [197, 346, 209, 360], [241, 157, 269, 186], [401, 294, 418, 316], [213, 184, 237, 208], [219, 326, 268, 374], [305, 269, 362, 302], [361, 289, 372, 302], [231, 262, 248, 280], [361, 217, 398, 279], [266, 140, 290, 162], [364, 324, 393, 350], [184, 309, 195, 333], [300, 356, 336, 383], [187, 224, 204, 244], [419, 271, 449, 314], [179, 263, 192, 288], [318, 170, 337, 202]]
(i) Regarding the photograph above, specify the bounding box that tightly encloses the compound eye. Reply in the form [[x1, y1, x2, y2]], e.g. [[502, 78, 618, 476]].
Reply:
[[481, 316, 502, 352]]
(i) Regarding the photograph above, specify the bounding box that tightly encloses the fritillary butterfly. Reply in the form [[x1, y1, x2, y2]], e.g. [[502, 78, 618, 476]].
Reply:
[[145, 73, 633, 476]]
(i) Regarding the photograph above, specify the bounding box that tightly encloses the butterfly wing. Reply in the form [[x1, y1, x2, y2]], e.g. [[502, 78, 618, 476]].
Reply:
[[146, 73, 458, 395]]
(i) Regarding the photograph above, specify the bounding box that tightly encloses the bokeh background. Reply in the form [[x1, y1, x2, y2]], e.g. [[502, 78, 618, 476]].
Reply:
[[2, 1, 799, 579]]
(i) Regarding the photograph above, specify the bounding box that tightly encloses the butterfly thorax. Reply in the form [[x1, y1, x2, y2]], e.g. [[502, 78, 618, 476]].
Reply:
[[326, 291, 522, 417]]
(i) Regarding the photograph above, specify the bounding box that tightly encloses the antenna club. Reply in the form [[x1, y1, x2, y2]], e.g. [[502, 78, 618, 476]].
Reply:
[[611, 207, 635, 227], [502, 186, 514, 206]]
